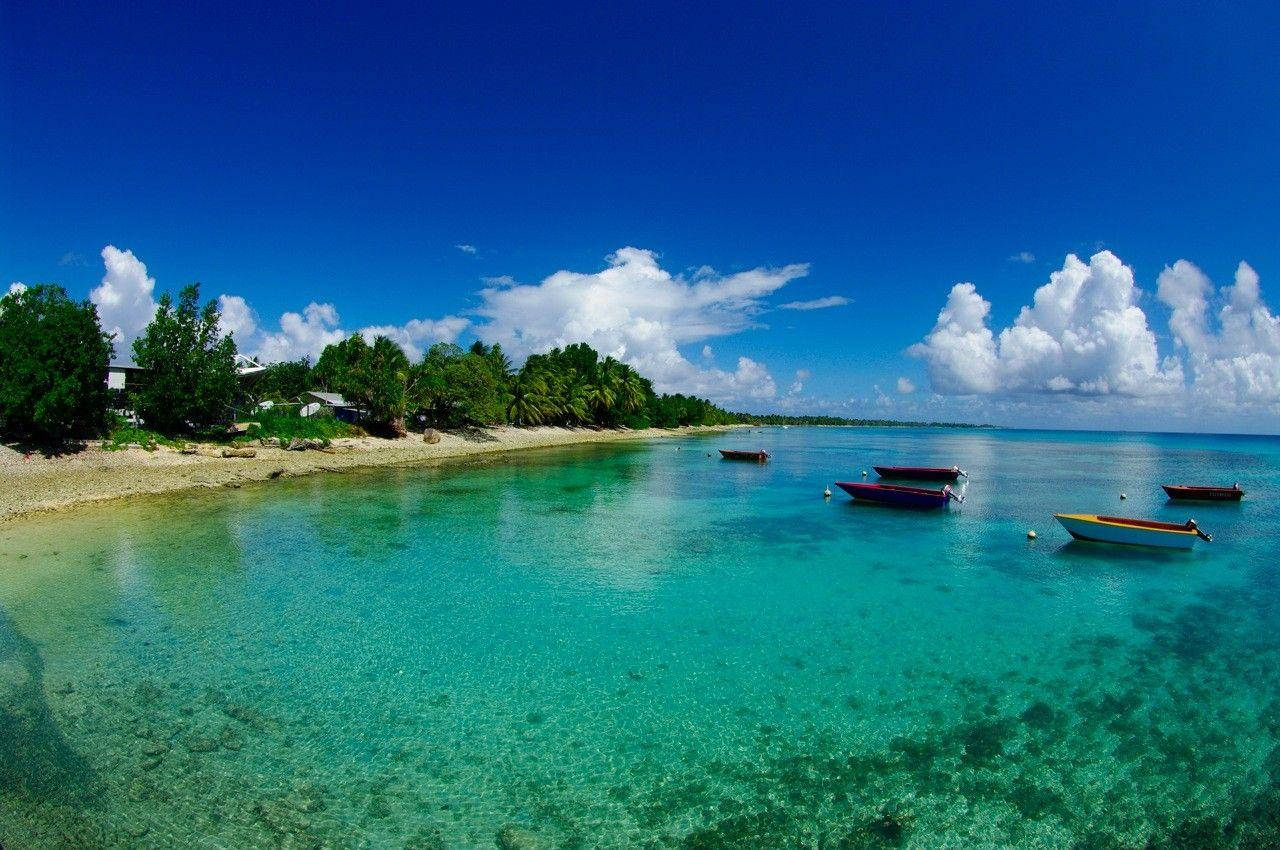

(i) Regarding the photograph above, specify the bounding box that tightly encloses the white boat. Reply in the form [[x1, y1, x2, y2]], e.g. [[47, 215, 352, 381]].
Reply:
[[1053, 514, 1211, 550]]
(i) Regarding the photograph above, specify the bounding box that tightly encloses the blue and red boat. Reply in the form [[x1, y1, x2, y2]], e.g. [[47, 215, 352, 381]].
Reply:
[[834, 481, 963, 509]]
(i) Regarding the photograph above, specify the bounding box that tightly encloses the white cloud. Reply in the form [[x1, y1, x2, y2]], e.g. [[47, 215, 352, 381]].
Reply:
[[789, 368, 811, 395], [473, 247, 808, 404], [778, 295, 850, 311], [701, 344, 714, 359], [217, 294, 258, 342], [1158, 260, 1280, 407], [481, 274, 517, 287], [1008, 251, 1036, 264], [251, 302, 348, 363], [358, 316, 471, 361], [455, 244, 478, 255], [221, 297, 470, 363], [911, 251, 1182, 397], [90, 246, 158, 358], [58, 251, 88, 267], [896, 377, 916, 394]]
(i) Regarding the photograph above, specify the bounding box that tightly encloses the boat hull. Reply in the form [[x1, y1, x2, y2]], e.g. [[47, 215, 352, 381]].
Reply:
[[835, 481, 953, 509], [873, 466, 962, 481], [1054, 514, 1200, 550], [719, 450, 769, 462], [1162, 485, 1243, 501]]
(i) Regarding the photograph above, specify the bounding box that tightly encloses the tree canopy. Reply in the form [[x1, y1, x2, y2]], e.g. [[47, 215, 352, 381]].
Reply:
[[132, 283, 238, 433], [0, 285, 114, 444]]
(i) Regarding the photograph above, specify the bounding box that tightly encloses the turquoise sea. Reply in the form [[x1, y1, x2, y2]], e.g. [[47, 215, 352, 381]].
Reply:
[[2, 427, 1279, 848]]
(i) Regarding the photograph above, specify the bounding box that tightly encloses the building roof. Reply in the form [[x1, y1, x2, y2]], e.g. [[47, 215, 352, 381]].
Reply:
[[304, 391, 351, 406]]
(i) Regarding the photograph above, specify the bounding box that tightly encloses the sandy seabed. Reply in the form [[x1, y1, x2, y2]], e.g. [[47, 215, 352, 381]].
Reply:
[[0, 425, 741, 522]]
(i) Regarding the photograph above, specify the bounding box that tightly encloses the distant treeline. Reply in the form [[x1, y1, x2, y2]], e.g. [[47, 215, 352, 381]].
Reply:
[[0, 282, 977, 446], [729, 413, 985, 428]]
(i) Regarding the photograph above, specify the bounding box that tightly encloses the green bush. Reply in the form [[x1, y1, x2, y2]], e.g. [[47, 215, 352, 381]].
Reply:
[[241, 408, 360, 444]]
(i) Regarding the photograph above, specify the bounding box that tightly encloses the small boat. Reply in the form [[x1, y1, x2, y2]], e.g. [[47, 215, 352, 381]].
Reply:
[[873, 465, 966, 481], [1054, 514, 1212, 550], [834, 481, 963, 510], [719, 449, 769, 462], [1162, 484, 1244, 502]]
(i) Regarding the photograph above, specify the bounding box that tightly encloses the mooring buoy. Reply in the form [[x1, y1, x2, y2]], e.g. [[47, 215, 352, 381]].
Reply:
[[1027, 530, 1037, 540]]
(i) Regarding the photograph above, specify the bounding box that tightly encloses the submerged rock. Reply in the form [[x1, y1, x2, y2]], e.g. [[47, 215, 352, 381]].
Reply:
[[289, 782, 327, 813], [183, 734, 219, 753], [496, 824, 547, 850], [141, 740, 169, 757]]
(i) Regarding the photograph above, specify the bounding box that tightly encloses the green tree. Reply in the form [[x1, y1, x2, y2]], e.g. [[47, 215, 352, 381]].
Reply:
[[132, 284, 239, 433], [252, 358, 312, 403], [412, 343, 505, 428], [313, 334, 413, 434], [0, 285, 114, 445]]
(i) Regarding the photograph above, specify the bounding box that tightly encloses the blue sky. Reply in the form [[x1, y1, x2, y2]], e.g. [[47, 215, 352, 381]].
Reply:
[[3, 1, 1278, 431]]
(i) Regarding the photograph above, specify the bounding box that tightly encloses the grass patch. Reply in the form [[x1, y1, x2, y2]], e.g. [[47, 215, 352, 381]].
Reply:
[[239, 409, 361, 444], [102, 425, 184, 452]]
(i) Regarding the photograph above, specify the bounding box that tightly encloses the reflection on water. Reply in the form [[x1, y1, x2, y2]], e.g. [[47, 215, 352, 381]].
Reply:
[[1, 429, 1279, 846]]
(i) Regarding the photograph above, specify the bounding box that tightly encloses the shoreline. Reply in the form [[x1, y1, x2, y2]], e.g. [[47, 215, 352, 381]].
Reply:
[[0, 424, 744, 523]]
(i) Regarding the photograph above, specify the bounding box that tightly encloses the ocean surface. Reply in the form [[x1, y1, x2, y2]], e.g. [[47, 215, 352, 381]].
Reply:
[[2, 427, 1279, 848]]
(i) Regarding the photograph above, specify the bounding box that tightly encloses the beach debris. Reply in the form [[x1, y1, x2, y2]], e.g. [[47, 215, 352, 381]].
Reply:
[[1027, 530, 1037, 540], [179, 445, 199, 455], [423, 428, 442, 444], [226, 422, 255, 435], [221, 447, 257, 458], [268, 468, 286, 479]]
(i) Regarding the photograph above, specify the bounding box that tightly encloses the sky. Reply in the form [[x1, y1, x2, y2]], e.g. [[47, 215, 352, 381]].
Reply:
[[2, 1, 1279, 432]]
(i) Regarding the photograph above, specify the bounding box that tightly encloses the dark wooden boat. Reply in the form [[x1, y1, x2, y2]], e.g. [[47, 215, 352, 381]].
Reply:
[[719, 449, 769, 462], [1162, 484, 1243, 501], [834, 481, 962, 509], [873, 465, 966, 481]]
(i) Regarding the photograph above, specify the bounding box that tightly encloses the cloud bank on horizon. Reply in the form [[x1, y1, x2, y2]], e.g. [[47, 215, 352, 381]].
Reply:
[[78, 244, 1280, 421], [910, 250, 1280, 414]]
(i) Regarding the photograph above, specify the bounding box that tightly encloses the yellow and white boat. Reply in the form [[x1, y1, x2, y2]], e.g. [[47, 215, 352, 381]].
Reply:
[[1053, 514, 1211, 550]]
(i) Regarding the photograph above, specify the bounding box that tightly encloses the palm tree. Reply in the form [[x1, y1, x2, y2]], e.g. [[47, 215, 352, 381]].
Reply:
[[616, 365, 647, 414], [507, 372, 548, 425]]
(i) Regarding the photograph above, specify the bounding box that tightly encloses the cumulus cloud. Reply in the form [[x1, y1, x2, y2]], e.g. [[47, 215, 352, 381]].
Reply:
[[1008, 251, 1035, 264], [359, 316, 472, 361], [455, 244, 477, 255], [911, 251, 1182, 397], [789, 369, 811, 394], [217, 294, 258, 342], [778, 295, 850, 311], [473, 247, 808, 403], [90, 246, 159, 358], [228, 301, 470, 363], [1158, 260, 1280, 407], [896, 377, 916, 394]]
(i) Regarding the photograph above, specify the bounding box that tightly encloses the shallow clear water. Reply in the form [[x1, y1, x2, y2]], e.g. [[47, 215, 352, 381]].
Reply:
[[2, 427, 1279, 848]]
